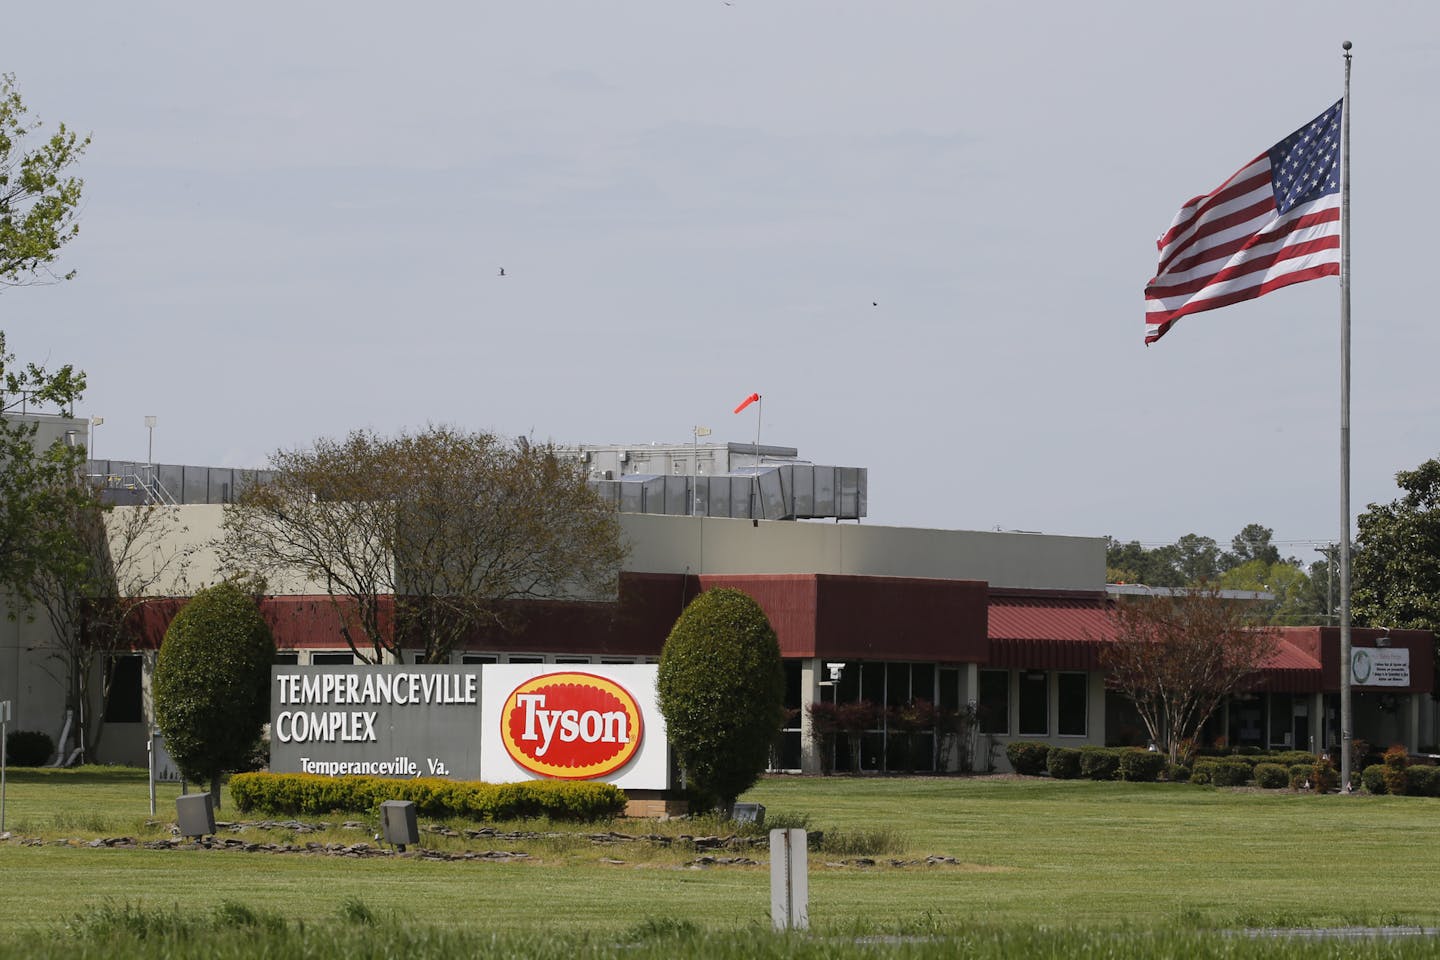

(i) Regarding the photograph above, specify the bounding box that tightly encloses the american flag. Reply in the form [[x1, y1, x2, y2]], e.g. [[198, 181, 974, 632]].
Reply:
[[1144, 101, 1342, 344]]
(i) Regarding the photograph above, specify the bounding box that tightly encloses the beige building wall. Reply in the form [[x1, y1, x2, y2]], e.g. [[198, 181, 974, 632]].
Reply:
[[620, 514, 1105, 590]]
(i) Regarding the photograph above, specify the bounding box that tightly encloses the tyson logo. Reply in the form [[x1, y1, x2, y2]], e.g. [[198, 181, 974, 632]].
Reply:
[[500, 673, 644, 780]]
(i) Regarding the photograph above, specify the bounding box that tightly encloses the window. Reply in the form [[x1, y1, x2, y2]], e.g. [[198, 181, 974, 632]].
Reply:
[[938, 667, 961, 712], [312, 652, 355, 665], [461, 654, 498, 665], [274, 651, 300, 665], [1018, 671, 1048, 736], [978, 670, 1009, 734], [507, 655, 544, 664], [1057, 673, 1087, 737], [553, 656, 591, 664], [104, 655, 144, 723]]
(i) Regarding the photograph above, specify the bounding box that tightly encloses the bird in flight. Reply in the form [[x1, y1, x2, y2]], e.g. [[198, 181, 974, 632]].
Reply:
[[499, 267, 506, 277], [872, 301, 878, 307]]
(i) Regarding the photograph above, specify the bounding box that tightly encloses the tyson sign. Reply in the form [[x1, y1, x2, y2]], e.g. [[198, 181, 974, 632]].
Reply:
[[480, 664, 667, 790], [501, 673, 643, 779]]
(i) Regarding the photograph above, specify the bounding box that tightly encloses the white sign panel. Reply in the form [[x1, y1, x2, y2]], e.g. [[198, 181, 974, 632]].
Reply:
[[1351, 646, 1410, 687], [479, 664, 668, 790]]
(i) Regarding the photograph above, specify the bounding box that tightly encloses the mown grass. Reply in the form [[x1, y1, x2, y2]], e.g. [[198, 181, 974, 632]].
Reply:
[[4, 767, 1440, 956], [16, 902, 1440, 960]]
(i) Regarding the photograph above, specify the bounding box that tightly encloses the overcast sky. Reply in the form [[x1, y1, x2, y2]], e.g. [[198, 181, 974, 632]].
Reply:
[[6, 2, 1436, 556]]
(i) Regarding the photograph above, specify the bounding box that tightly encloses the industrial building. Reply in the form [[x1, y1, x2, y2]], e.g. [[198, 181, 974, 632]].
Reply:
[[2, 420, 1434, 775]]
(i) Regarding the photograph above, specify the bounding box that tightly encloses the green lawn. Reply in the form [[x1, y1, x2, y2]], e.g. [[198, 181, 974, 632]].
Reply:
[[3, 767, 1440, 956]]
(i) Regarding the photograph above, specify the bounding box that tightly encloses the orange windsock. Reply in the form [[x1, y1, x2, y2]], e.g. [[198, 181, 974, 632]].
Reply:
[[733, 392, 760, 414]]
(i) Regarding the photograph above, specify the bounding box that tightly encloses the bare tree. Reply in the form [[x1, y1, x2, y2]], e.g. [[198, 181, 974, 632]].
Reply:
[[219, 426, 627, 664], [26, 485, 192, 761], [1100, 585, 1279, 762]]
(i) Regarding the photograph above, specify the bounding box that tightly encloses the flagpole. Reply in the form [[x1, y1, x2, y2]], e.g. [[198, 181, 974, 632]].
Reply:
[[1338, 39, 1354, 792], [752, 395, 763, 524]]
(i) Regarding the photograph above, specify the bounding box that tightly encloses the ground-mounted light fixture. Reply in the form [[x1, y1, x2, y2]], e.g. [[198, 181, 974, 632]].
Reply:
[[176, 792, 215, 840], [380, 799, 419, 852]]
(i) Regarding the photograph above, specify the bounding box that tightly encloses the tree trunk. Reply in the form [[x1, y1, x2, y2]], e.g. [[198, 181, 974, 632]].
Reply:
[[210, 773, 222, 811]]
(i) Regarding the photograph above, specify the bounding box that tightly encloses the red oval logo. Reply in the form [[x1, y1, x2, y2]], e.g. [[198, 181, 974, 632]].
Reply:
[[500, 672, 644, 780]]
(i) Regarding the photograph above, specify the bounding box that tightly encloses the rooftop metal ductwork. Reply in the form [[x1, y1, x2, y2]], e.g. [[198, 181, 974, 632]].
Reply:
[[588, 463, 866, 521]]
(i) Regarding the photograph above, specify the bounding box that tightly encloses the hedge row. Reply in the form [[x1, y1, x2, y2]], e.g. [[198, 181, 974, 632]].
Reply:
[[229, 773, 628, 821], [1361, 763, 1440, 797], [1007, 743, 1168, 782], [1005, 742, 1376, 792]]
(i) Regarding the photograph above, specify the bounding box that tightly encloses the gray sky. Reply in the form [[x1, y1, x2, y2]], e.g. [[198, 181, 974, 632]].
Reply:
[[6, 2, 1437, 557]]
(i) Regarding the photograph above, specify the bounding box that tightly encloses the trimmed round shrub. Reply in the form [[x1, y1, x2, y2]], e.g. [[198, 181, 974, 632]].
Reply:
[[1361, 763, 1387, 795], [4, 730, 54, 766], [1046, 746, 1081, 780], [1118, 750, 1167, 783], [1288, 763, 1313, 790], [1079, 746, 1121, 781], [1005, 741, 1051, 776], [657, 588, 784, 812], [1166, 763, 1191, 783], [154, 579, 276, 796], [1208, 759, 1252, 787], [1254, 762, 1289, 789], [1406, 765, 1440, 798]]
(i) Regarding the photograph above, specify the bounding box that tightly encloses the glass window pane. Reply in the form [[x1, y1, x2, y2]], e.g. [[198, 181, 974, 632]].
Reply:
[[1018, 671, 1048, 736], [938, 668, 960, 712], [1057, 673, 1087, 737], [978, 670, 1009, 735], [911, 663, 935, 704], [885, 662, 909, 707], [860, 662, 883, 705], [104, 655, 143, 723]]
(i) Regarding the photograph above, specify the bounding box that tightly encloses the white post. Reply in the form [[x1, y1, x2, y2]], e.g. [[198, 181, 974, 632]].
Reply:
[[770, 828, 809, 930], [1, 699, 10, 832]]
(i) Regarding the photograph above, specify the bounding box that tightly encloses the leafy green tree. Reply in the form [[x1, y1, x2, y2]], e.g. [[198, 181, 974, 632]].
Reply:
[[1222, 523, 1281, 570], [1173, 533, 1221, 584], [1217, 559, 1318, 626], [656, 588, 785, 814], [25, 487, 192, 760], [153, 579, 276, 807], [221, 427, 626, 664], [1353, 457, 1440, 635], [1, 331, 87, 597], [1105, 537, 1183, 587], [1, 73, 89, 286]]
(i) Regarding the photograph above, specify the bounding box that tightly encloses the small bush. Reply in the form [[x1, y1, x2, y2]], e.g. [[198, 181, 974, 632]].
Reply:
[[1381, 745, 1409, 796], [1361, 763, 1387, 795], [1045, 747, 1081, 780], [1288, 763, 1313, 790], [1079, 746, 1121, 781], [5, 730, 54, 766], [1005, 741, 1051, 776], [1208, 759, 1252, 787], [1254, 763, 1289, 789], [1406, 765, 1440, 798], [1118, 750, 1167, 783], [1166, 763, 1190, 783], [1311, 756, 1338, 793]]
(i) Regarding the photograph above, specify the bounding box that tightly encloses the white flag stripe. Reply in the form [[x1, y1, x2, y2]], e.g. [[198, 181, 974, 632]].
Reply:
[[1148, 196, 1340, 290], [1145, 242, 1339, 316]]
